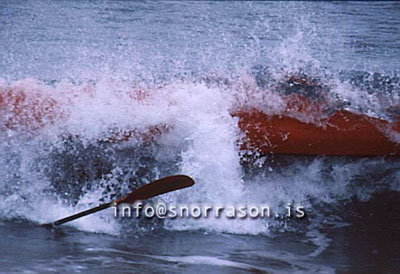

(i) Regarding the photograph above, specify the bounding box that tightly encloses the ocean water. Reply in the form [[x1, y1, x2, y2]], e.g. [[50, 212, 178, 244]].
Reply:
[[1, 1, 400, 273]]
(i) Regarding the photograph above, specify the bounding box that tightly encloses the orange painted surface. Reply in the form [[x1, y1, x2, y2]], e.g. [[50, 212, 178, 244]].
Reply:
[[234, 109, 400, 156]]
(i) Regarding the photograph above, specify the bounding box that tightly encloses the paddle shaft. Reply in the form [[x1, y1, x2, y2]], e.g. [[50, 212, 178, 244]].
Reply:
[[53, 202, 114, 226], [47, 175, 194, 227]]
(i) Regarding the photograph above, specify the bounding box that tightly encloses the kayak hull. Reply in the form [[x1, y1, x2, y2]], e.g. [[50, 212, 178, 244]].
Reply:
[[2, 86, 400, 156], [234, 109, 400, 157]]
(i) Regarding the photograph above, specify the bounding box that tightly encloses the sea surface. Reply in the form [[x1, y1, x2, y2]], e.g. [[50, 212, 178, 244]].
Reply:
[[0, 1, 399, 273]]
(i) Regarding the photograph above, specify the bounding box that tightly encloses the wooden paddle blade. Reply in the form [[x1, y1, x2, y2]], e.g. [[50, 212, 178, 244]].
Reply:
[[116, 175, 194, 204]]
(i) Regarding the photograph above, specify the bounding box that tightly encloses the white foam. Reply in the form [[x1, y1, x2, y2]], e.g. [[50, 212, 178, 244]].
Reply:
[[0, 74, 399, 238]]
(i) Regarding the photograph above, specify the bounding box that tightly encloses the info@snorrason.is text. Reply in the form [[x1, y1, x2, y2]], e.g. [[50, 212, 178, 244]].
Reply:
[[112, 202, 306, 219]]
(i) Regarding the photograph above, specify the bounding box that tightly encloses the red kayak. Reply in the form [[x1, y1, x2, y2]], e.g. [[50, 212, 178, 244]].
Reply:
[[1, 84, 399, 157]]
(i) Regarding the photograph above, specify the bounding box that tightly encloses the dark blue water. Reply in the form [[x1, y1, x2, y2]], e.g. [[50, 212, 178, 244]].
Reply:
[[0, 1, 399, 273]]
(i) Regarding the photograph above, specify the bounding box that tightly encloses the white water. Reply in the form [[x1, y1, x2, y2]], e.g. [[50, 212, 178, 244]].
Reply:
[[0, 75, 399, 239], [0, 1, 399, 247]]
